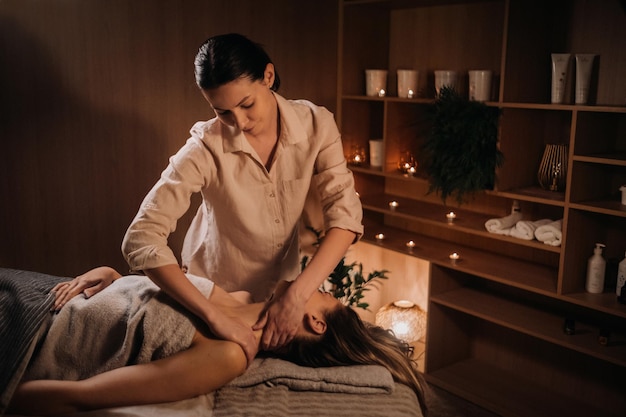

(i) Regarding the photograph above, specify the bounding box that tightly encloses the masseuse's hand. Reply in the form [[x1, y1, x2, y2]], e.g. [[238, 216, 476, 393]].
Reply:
[[52, 266, 121, 311], [253, 289, 304, 351], [207, 307, 258, 366]]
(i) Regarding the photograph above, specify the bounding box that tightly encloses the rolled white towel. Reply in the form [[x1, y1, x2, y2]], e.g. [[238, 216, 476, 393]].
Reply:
[[510, 219, 552, 240], [485, 211, 523, 236], [534, 219, 563, 246]]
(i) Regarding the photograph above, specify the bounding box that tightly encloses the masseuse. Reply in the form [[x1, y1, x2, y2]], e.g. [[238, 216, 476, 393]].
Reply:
[[119, 33, 363, 364]]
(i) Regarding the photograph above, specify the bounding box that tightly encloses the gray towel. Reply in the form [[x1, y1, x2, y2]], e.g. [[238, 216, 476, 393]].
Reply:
[[229, 357, 394, 394], [25, 274, 214, 381]]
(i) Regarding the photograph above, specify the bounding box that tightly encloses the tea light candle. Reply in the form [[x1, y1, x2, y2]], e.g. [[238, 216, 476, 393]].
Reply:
[[375, 233, 385, 242], [348, 145, 366, 166], [449, 252, 460, 263], [389, 201, 399, 211], [446, 211, 457, 224], [407, 89, 415, 99], [406, 240, 416, 251], [397, 151, 417, 174], [378, 89, 386, 97]]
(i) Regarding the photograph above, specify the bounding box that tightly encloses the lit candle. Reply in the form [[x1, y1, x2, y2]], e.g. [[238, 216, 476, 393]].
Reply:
[[406, 240, 416, 251], [375, 233, 385, 242], [408, 166, 416, 176], [449, 252, 460, 263], [389, 201, 399, 211], [407, 89, 415, 99], [348, 145, 366, 166], [378, 89, 386, 97], [446, 211, 457, 224], [397, 151, 416, 174]]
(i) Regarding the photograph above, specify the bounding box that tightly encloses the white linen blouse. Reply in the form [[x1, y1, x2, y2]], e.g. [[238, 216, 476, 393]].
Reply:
[[122, 93, 363, 301]]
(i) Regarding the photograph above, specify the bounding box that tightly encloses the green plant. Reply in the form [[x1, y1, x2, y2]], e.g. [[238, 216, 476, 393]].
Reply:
[[300, 229, 388, 310], [422, 86, 503, 205]]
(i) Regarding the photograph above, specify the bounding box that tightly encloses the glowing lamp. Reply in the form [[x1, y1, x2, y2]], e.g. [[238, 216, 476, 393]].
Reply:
[[375, 300, 427, 343]]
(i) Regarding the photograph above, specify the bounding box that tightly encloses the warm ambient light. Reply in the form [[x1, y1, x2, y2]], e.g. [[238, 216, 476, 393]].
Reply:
[[375, 233, 385, 241], [376, 300, 427, 343], [446, 211, 457, 224], [406, 240, 416, 250], [348, 145, 366, 166], [389, 201, 399, 210], [378, 89, 386, 97], [397, 151, 417, 175], [449, 252, 460, 262]]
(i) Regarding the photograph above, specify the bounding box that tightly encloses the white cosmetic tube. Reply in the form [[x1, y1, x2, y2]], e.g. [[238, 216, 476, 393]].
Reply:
[[575, 54, 596, 105], [551, 53, 571, 104]]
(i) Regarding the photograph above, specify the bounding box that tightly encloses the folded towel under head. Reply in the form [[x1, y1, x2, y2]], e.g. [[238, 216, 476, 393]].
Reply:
[[228, 357, 394, 394]]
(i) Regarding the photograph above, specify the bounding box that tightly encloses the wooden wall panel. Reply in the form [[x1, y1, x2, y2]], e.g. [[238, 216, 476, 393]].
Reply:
[[0, 0, 338, 276]]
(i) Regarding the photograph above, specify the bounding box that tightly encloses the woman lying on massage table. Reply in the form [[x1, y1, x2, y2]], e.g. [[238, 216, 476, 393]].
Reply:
[[7, 267, 428, 416]]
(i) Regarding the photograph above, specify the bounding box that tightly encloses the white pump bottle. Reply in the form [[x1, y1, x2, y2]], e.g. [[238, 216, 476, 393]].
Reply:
[[585, 243, 606, 294], [616, 251, 626, 297]]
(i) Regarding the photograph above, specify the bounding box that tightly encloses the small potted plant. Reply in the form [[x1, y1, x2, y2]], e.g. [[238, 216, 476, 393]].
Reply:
[[301, 228, 388, 311], [422, 86, 503, 205]]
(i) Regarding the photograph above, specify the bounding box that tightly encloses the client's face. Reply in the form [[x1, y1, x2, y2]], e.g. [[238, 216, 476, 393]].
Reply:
[[274, 281, 343, 337], [308, 288, 342, 312]]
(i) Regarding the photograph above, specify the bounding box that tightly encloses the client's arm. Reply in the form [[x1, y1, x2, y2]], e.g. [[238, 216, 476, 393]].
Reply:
[[52, 266, 122, 311], [9, 333, 247, 415]]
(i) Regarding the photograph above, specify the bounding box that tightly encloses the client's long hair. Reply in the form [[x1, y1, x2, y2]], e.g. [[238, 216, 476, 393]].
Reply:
[[278, 306, 429, 416]]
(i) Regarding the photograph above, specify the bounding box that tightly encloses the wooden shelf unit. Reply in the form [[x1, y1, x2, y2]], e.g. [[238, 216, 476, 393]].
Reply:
[[337, 0, 626, 415]]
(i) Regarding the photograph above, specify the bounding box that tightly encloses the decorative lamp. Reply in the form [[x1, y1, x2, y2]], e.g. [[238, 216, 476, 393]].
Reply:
[[375, 300, 427, 343]]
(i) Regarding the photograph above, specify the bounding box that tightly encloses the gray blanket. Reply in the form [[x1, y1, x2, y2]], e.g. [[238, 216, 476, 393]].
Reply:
[[25, 274, 214, 381], [214, 357, 424, 417], [0, 268, 65, 415]]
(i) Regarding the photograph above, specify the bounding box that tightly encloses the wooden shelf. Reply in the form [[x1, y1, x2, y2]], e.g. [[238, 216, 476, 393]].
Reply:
[[339, 0, 626, 414], [573, 154, 626, 166], [562, 292, 626, 319], [342, 94, 433, 104], [426, 359, 623, 417], [569, 201, 626, 218], [488, 186, 565, 206], [499, 102, 626, 114], [431, 287, 626, 366], [360, 192, 562, 254], [361, 216, 559, 295]]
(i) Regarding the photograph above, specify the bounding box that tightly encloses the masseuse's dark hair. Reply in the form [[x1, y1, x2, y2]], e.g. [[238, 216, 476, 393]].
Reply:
[[194, 33, 280, 91], [278, 306, 430, 416]]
